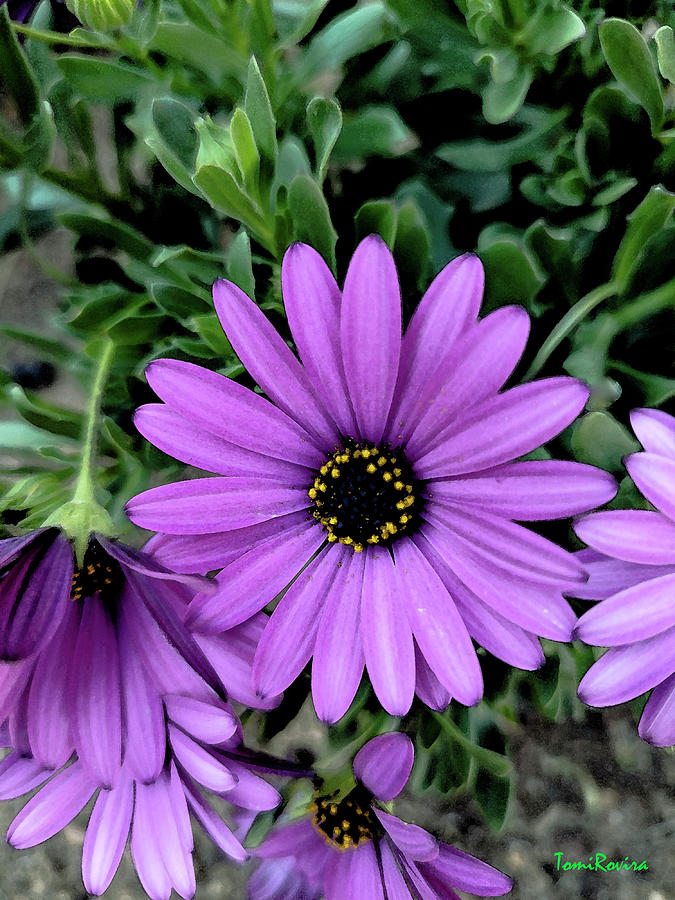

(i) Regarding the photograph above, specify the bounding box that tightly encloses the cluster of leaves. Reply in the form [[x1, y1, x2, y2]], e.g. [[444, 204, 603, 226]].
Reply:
[[0, 0, 674, 832]]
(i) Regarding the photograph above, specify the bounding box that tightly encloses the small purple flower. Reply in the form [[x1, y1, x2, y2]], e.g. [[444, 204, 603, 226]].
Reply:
[[0, 528, 259, 786], [127, 236, 616, 722], [251, 732, 513, 899], [572, 408, 675, 747]]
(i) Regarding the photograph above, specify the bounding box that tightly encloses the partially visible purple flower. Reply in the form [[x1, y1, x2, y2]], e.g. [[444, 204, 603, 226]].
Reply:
[[251, 732, 513, 900], [572, 408, 675, 747], [0, 702, 283, 899], [127, 237, 616, 723]]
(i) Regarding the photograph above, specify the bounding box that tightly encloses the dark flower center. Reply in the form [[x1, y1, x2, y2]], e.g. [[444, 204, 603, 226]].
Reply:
[[70, 540, 124, 606], [309, 441, 421, 551], [311, 784, 382, 850]]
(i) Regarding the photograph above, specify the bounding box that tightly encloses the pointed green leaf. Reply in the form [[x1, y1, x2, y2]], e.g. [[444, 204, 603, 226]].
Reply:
[[307, 97, 342, 183], [612, 185, 675, 291], [57, 55, 153, 102], [655, 26, 675, 84], [244, 56, 277, 163], [599, 18, 664, 133], [226, 229, 255, 299], [287, 174, 337, 271], [355, 199, 397, 247], [231, 108, 261, 199], [152, 98, 198, 169], [483, 66, 532, 124]]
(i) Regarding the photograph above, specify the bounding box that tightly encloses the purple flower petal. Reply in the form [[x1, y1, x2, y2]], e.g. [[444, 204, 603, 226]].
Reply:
[[169, 725, 237, 793], [135, 404, 312, 483], [196, 615, 281, 710], [213, 277, 337, 447], [130, 780, 174, 900], [575, 572, 675, 645], [143, 772, 196, 899], [312, 550, 366, 723], [255, 820, 319, 859], [119, 627, 165, 783], [426, 504, 585, 587], [27, 601, 78, 770], [394, 538, 483, 705], [69, 600, 122, 788], [572, 549, 674, 601], [0, 529, 47, 569], [145, 358, 323, 465], [375, 809, 439, 862], [399, 856, 439, 900], [186, 519, 324, 632], [126, 477, 311, 535], [253, 545, 342, 698], [282, 242, 357, 437], [341, 235, 401, 443], [419, 521, 576, 641], [403, 305, 529, 454], [578, 627, 675, 706], [386, 253, 483, 443], [146, 511, 310, 575], [0, 657, 32, 724], [414, 377, 588, 478], [182, 778, 248, 861], [100, 538, 212, 594], [362, 550, 415, 716], [625, 452, 675, 521], [7, 762, 98, 849], [427, 460, 617, 521], [353, 733, 414, 801], [414, 646, 452, 711], [380, 838, 415, 899], [630, 407, 675, 457], [344, 841, 385, 898], [0, 752, 51, 800], [0, 532, 72, 660], [324, 851, 353, 900], [419, 843, 513, 896], [574, 510, 675, 565], [165, 694, 238, 744], [216, 758, 281, 811], [168, 761, 194, 851], [638, 672, 675, 747], [82, 777, 134, 896]]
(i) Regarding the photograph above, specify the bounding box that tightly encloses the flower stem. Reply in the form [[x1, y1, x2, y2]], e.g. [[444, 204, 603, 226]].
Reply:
[[42, 339, 117, 563]]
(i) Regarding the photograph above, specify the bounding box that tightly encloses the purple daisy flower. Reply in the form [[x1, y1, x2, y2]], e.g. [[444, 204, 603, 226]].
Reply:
[[0, 528, 256, 786], [250, 732, 513, 899], [572, 408, 675, 747], [127, 236, 616, 722]]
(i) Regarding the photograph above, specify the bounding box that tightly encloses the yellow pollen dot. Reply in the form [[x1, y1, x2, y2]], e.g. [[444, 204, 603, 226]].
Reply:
[[341, 536, 353, 545], [319, 483, 327, 492], [382, 471, 393, 482], [394, 480, 404, 491], [361, 448, 371, 458], [329, 516, 337, 525], [320, 465, 329, 476], [399, 514, 409, 524], [377, 456, 387, 466], [366, 463, 377, 474], [331, 468, 340, 479], [406, 484, 413, 493], [308, 488, 317, 499], [342, 820, 350, 830], [396, 500, 405, 510], [393, 468, 402, 477], [353, 449, 361, 458], [353, 543, 363, 552], [327, 533, 338, 542], [330, 804, 338, 815]]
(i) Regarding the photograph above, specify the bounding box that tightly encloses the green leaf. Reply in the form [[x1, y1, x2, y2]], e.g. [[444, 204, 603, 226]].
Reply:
[[478, 231, 547, 314], [195, 117, 238, 175], [599, 18, 664, 133], [524, 6, 585, 56], [483, 66, 532, 124], [149, 22, 245, 84], [307, 97, 342, 183], [592, 176, 638, 207], [287, 174, 337, 271], [10, 386, 82, 440], [193, 165, 265, 230], [272, 0, 329, 44], [655, 26, 675, 83], [230, 108, 261, 200], [188, 314, 233, 356], [611, 186, 675, 292], [334, 106, 417, 160], [152, 98, 198, 170], [66, 0, 134, 29], [570, 411, 640, 472], [0, 420, 70, 451], [57, 55, 153, 102], [354, 199, 397, 247], [150, 283, 208, 318], [226, 229, 255, 298], [244, 56, 277, 164], [432, 712, 512, 778], [0, 326, 72, 363], [58, 213, 154, 260], [0, 5, 39, 126], [474, 768, 512, 832], [394, 198, 431, 293]]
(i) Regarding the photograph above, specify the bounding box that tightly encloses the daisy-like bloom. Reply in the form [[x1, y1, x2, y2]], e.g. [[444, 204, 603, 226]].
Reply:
[[0, 527, 260, 786], [250, 732, 513, 899], [572, 408, 675, 748], [127, 236, 616, 722]]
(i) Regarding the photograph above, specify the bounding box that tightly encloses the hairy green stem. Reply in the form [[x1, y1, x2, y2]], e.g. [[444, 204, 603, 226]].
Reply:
[[73, 339, 115, 505]]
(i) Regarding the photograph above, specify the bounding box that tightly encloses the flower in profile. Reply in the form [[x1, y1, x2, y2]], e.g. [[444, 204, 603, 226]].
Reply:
[[0, 528, 242, 787], [572, 408, 675, 747], [250, 732, 513, 899], [127, 236, 616, 722]]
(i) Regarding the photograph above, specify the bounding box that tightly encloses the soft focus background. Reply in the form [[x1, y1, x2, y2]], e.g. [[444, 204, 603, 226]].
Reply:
[[1, 0, 674, 897]]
